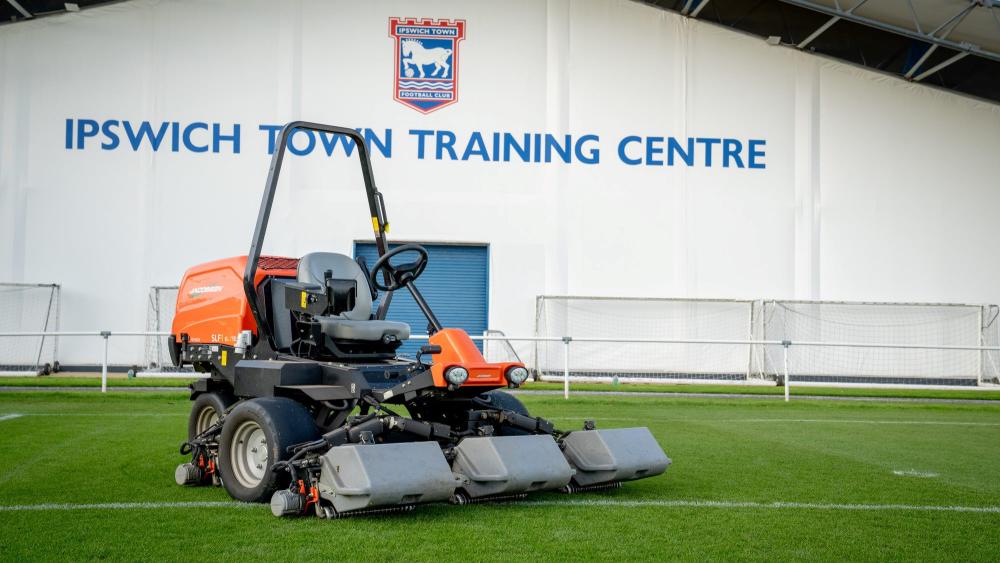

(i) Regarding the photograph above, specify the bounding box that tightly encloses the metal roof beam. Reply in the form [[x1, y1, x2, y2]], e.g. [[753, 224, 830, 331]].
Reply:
[[776, 0, 1000, 65], [928, 3, 976, 37], [903, 4, 973, 79], [797, 0, 869, 49], [905, 0, 923, 34], [5, 0, 32, 18], [690, 0, 711, 18], [913, 51, 970, 81], [906, 3, 970, 78], [798, 16, 841, 48], [905, 44, 940, 78]]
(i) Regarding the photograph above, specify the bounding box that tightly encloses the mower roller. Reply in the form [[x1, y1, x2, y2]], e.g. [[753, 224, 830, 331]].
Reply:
[[170, 122, 670, 518]]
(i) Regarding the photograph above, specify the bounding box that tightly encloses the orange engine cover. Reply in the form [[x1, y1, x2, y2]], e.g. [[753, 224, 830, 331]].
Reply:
[[428, 328, 522, 388], [172, 256, 298, 345]]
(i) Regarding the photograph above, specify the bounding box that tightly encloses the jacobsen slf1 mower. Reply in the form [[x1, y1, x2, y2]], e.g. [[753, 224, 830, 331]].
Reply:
[[170, 122, 670, 518]]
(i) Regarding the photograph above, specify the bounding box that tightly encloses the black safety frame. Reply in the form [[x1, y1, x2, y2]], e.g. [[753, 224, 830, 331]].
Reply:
[[243, 122, 392, 351]]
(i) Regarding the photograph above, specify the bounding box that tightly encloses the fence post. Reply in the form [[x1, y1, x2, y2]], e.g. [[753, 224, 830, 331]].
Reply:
[[562, 336, 572, 400], [782, 340, 791, 402], [100, 331, 111, 393]]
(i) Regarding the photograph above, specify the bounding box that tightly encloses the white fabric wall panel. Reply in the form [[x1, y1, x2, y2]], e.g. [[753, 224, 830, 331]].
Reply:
[[818, 64, 1000, 304], [0, 0, 998, 363]]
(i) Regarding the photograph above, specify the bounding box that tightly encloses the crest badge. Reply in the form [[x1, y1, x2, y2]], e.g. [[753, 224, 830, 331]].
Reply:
[[389, 18, 466, 114]]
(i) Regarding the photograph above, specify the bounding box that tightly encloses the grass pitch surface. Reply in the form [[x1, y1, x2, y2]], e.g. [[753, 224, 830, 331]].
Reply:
[[0, 392, 998, 561]]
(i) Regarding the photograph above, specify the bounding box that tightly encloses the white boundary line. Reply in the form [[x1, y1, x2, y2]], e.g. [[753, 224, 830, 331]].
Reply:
[[548, 416, 1000, 426], [22, 413, 184, 417], [0, 501, 255, 512], [892, 470, 939, 478], [0, 499, 997, 514], [720, 418, 1000, 426], [0, 414, 22, 422], [520, 499, 1000, 513]]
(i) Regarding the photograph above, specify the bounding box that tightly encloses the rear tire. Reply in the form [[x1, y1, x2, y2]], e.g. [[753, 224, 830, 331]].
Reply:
[[217, 397, 318, 503], [187, 391, 237, 440]]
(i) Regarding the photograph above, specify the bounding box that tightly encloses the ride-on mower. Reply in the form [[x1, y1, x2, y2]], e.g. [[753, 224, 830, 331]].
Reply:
[[171, 122, 670, 518]]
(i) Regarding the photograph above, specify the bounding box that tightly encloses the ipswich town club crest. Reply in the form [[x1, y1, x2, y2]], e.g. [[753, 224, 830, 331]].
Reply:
[[389, 18, 466, 114]]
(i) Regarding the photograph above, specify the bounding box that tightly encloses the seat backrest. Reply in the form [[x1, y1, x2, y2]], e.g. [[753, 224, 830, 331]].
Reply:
[[297, 252, 372, 321]]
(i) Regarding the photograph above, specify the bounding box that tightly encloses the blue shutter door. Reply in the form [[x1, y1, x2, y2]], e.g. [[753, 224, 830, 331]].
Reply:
[[353, 242, 489, 357]]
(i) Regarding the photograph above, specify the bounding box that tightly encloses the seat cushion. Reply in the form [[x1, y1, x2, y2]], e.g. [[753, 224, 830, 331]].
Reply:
[[297, 252, 373, 321], [317, 317, 410, 342]]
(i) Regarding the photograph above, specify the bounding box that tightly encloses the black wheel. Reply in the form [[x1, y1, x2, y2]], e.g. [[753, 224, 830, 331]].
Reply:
[[51, 361, 60, 374], [188, 391, 237, 440], [482, 390, 530, 416], [217, 397, 319, 503]]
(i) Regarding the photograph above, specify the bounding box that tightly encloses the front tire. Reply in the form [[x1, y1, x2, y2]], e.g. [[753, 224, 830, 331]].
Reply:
[[217, 397, 318, 503], [187, 391, 237, 440], [482, 390, 530, 416]]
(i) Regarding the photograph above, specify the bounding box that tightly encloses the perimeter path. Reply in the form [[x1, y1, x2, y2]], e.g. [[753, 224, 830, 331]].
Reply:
[[1, 385, 999, 404]]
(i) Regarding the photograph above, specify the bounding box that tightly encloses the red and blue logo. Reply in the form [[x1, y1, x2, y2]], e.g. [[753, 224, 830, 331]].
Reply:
[[389, 18, 466, 114]]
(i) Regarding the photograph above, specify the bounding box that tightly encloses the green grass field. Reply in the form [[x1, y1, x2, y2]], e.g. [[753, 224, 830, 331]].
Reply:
[[1, 391, 998, 561]]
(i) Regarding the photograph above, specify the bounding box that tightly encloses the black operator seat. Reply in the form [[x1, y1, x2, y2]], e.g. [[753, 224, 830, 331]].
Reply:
[[297, 252, 410, 342]]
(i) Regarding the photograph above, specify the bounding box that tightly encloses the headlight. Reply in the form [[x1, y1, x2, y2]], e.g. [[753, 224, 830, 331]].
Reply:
[[445, 366, 469, 385], [505, 366, 529, 385]]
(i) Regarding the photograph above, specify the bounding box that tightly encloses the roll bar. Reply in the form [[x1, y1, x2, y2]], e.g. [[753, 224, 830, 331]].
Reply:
[[243, 122, 392, 350]]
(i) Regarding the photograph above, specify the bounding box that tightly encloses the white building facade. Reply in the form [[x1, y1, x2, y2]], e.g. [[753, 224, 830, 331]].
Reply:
[[1, 0, 998, 364]]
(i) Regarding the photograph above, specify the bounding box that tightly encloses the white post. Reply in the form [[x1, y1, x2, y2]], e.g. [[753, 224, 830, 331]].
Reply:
[[562, 336, 571, 400], [782, 340, 790, 402], [101, 331, 110, 393]]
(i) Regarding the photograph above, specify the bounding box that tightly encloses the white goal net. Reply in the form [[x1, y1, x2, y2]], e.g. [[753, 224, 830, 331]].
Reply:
[[534, 296, 755, 382], [144, 286, 184, 371], [0, 283, 60, 375], [531, 296, 1000, 386], [758, 301, 1000, 385]]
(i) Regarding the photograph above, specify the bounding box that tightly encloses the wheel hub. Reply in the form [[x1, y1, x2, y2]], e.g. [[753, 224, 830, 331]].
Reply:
[[230, 420, 269, 488]]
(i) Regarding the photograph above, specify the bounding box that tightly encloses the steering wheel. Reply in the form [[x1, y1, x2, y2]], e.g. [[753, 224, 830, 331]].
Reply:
[[369, 244, 429, 292]]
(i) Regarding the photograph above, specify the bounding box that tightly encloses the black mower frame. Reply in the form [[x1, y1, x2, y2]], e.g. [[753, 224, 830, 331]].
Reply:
[[173, 121, 669, 518]]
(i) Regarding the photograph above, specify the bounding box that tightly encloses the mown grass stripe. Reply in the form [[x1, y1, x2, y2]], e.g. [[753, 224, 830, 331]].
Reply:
[[1, 499, 998, 514]]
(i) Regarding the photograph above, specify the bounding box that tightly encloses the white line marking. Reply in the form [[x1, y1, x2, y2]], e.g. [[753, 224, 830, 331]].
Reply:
[[893, 470, 939, 478], [550, 417, 1000, 426], [733, 418, 1000, 426], [5, 413, 184, 417], [521, 499, 1000, 513], [0, 501, 255, 512], [0, 414, 22, 422], [0, 499, 996, 514]]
